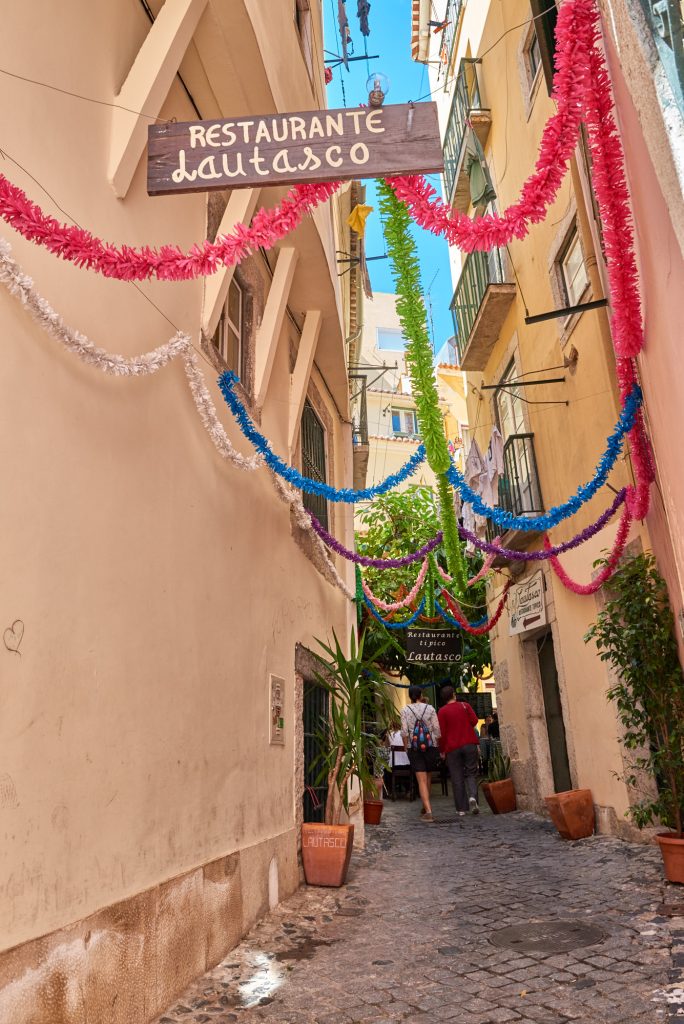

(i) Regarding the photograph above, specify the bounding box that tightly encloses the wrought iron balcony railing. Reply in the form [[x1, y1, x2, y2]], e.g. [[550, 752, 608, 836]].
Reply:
[[440, 0, 464, 81], [443, 58, 490, 206], [486, 433, 544, 541], [450, 247, 511, 364]]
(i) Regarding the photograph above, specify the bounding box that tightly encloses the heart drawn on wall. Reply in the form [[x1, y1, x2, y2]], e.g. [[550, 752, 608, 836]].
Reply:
[[4, 620, 24, 656]]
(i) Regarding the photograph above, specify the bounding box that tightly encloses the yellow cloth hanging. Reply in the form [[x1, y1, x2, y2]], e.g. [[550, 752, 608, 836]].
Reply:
[[347, 203, 374, 237]]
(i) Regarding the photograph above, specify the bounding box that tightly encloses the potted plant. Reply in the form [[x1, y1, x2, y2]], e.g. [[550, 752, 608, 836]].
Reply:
[[302, 630, 394, 886], [545, 790, 595, 840], [481, 748, 517, 814], [585, 553, 684, 881]]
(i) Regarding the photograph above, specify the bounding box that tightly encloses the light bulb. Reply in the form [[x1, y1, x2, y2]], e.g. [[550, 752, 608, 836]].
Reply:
[[366, 71, 390, 107]]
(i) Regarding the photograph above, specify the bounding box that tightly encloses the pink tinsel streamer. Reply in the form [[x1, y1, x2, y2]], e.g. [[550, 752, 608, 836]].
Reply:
[[437, 543, 500, 587], [545, 495, 633, 595], [0, 177, 341, 281], [363, 558, 429, 611]]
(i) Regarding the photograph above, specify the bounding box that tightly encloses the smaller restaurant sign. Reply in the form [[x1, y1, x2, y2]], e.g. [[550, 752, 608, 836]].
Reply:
[[406, 628, 463, 664], [508, 570, 547, 636], [147, 102, 443, 195]]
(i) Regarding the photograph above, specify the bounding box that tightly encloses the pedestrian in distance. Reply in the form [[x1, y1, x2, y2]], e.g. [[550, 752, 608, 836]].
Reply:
[[438, 685, 481, 816], [400, 685, 441, 823]]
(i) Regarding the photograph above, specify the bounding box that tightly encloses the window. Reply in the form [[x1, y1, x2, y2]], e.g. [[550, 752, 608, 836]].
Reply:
[[301, 400, 328, 529], [376, 328, 407, 351], [391, 408, 418, 436], [529, 0, 559, 95], [526, 28, 542, 82], [558, 227, 589, 307], [496, 361, 525, 442], [212, 277, 244, 376], [295, 0, 314, 79]]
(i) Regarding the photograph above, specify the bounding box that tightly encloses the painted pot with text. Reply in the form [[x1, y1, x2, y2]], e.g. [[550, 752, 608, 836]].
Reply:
[[301, 823, 354, 887]]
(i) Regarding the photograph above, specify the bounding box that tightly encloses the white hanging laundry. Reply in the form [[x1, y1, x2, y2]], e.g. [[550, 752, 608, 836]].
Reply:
[[481, 427, 505, 506], [464, 438, 485, 489]]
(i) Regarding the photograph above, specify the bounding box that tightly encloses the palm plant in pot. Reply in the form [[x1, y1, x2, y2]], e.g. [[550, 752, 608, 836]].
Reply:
[[303, 630, 394, 886], [585, 553, 684, 881], [480, 747, 517, 814]]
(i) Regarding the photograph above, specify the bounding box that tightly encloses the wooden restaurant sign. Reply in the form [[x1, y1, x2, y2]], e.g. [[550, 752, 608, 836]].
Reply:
[[147, 102, 443, 195]]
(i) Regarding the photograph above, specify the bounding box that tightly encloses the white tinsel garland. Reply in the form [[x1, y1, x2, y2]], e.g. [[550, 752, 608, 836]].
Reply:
[[0, 237, 352, 600]]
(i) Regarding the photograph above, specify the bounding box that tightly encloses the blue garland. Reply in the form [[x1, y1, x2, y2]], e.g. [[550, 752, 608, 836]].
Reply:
[[363, 595, 426, 630], [218, 372, 426, 502], [435, 600, 488, 630], [446, 384, 642, 532]]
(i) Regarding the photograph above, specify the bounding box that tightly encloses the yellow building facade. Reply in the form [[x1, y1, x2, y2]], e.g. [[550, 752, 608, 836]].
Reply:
[[413, 0, 653, 836]]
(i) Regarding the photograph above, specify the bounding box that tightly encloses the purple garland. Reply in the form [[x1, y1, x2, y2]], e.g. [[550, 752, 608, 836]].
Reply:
[[308, 516, 444, 567], [308, 488, 627, 568]]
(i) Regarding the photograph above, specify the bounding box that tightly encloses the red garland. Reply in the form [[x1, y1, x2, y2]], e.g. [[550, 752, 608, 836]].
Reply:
[[442, 584, 512, 636], [545, 494, 633, 595], [0, 177, 340, 281]]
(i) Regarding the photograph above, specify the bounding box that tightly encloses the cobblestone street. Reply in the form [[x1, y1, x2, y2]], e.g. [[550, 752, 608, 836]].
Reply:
[[155, 798, 684, 1024]]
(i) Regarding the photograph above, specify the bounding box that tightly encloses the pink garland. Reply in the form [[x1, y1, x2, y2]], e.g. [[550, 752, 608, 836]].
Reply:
[[442, 585, 512, 636], [545, 494, 633, 595], [437, 542, 500, 588], [0, 177, 340, 281], [362, 558, 429, 612]]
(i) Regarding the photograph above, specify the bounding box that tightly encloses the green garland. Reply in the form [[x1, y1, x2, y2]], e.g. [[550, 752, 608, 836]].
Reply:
[[377, 180, 467, 593], [355, 564, 364, 625]]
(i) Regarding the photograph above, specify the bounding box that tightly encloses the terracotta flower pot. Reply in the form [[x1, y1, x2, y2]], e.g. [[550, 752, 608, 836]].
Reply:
[[656, 832, 684, 884], [301, 823, 354, 887], [545, 789, 595, 840], [481, 778, 517, 814], [363, 798, 383, 825]]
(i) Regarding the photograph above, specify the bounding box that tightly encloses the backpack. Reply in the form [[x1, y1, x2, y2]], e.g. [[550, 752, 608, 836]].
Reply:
[[409, 706, 434, 752]]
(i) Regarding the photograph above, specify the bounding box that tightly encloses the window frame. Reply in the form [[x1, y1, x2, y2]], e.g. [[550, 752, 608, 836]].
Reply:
[[212, 275, 246, 378], [557, 225, 590, 309], [376, 327, 407, 352], [390, 407, 418, 437], [300, 398, 329, 530]]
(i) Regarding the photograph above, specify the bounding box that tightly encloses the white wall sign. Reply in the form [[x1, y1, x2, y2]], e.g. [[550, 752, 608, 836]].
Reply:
[[508, 571, 547, 636]]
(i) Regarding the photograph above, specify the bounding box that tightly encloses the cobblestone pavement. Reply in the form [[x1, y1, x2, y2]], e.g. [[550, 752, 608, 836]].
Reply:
[[154, 796, 684, 1024]]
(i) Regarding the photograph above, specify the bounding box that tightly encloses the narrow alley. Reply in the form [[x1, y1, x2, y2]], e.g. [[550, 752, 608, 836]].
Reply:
[[154, 800, 682, 1024]]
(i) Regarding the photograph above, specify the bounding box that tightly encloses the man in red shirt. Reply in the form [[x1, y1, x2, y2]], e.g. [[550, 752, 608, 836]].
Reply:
[[438, 685, 481, 816]]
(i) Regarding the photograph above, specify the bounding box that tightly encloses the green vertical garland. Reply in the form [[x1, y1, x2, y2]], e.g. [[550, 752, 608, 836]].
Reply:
[[377, 180, 468, 594], [355, 563, 364, 625], [425, 554, 436, 618]]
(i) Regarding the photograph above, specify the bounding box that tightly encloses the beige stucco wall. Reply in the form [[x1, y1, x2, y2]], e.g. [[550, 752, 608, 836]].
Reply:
[[0, 0, 354, 1014]]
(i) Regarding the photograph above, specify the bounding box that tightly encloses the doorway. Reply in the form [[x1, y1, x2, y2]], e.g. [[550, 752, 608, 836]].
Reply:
[[302, 680, 329, 823], [536, 632, 572, 793]]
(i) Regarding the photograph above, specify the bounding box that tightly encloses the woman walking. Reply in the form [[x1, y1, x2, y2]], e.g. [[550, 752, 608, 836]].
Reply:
[[438, 685, 481, 816], [400, 686, 441, 823]]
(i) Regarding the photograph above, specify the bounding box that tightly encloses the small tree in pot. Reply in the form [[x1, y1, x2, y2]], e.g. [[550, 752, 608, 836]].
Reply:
[[585, 553, 684, 881], [302, 630, 394, 886], [481, 748, 517, 814]]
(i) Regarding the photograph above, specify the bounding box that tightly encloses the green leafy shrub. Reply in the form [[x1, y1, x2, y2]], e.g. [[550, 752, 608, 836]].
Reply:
[[585, 553, 684, 836]]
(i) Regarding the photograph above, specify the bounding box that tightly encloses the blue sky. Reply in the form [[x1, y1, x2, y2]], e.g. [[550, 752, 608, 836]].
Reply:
[[323, 0, 454, 355]]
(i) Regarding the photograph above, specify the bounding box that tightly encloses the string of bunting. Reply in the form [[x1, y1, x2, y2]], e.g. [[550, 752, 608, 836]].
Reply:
[[363, 595, 427, 630], [217, 370, 426, 501]]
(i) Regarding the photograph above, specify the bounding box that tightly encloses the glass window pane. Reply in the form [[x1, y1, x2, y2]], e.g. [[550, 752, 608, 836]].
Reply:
[[391, 411, 401, 433], [377, 329, 407, 351], [227, 279, 242, 332], [561, 232, 589, 305], [404, 411, 416, 434], [225, 326, 240, 374]]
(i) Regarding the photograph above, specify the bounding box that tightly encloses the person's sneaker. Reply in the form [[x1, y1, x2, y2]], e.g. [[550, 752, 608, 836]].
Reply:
[[469, 797, 480, 815], [422, 812, 434, 823], [458, 811, 466, 817]]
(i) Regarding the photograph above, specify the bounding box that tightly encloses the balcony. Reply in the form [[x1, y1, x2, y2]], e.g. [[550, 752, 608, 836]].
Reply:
[[443, 59, 492, 212], [450, 248, 516, 370], [487, 434, 544, 556], [440, 0, 464, 80]]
